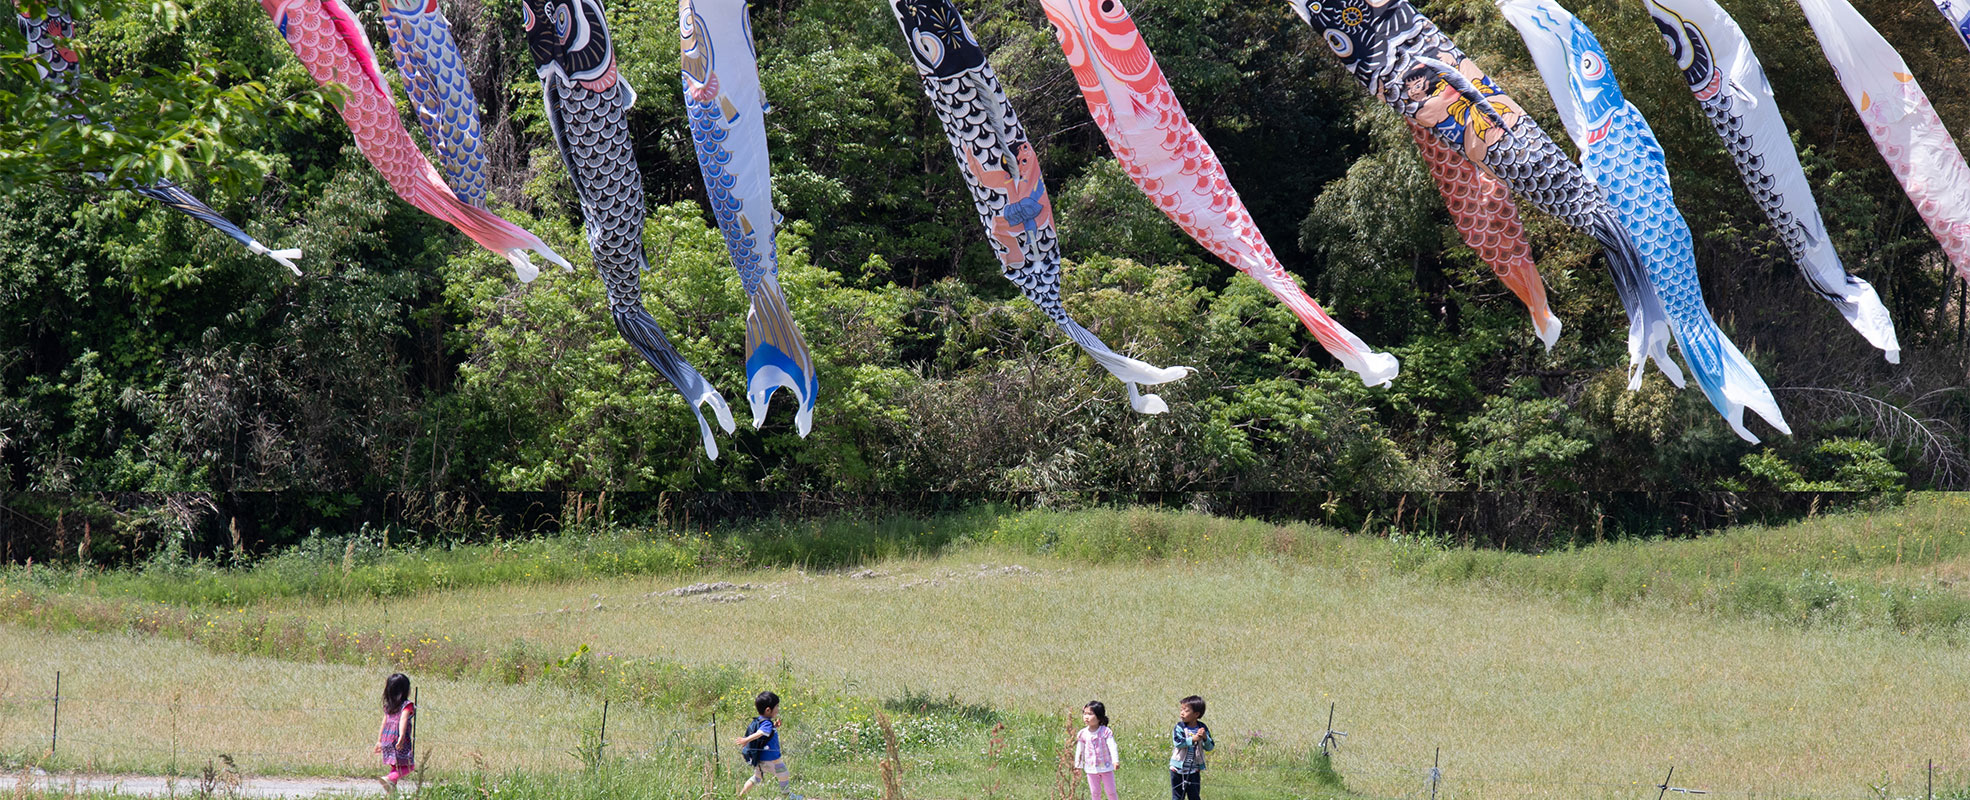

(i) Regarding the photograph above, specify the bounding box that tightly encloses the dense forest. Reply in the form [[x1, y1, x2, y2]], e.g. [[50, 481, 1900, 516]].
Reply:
[[2, 0, 1967, 493]]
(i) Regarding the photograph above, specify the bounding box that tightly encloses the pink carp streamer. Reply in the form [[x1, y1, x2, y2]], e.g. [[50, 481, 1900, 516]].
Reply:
[[261, 0, 567, 279], [1036, 0, 1398, 386], [1404, 120, 1561, 350], [1798, 0, 1970, 283]]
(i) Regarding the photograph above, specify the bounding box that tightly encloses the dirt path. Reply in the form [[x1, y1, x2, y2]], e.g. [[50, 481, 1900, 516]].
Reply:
[[3, 773, 390, 798]]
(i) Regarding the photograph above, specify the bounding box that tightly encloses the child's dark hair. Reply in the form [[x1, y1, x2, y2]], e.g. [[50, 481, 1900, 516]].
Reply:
[[382, 673, 411, 714], [1084, 700, 1109, 727], [755, 691, 781, 715], [1180, 695, 1207, 730]]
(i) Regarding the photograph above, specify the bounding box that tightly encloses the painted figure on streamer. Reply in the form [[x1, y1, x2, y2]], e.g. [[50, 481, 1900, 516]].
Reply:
[[890, 0, 1189, 413], [1290, 0, 1677, 381], [1399, 55, 1524, 167], [963, 141, 1054, 268], [16, 8, 79, 79]]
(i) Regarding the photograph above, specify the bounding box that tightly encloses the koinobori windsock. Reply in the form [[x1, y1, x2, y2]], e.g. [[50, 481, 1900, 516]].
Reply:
[[1646, 0, 1899, 362], [680, 0, 820, 434], [1499, 0, 1789, 442], [887, 0, 1191, 413], [519, 0, 736, 459], [1931, 0, 1970, 52], [17, 6, 303, 273], [1037, 0, 1399, 387], [381, 0, 490, 207], [261, 0, 567, 280], [1404, 120, 1561, 349], [1797, 0, 1970, 284], [1285, 0, 1675, 381]]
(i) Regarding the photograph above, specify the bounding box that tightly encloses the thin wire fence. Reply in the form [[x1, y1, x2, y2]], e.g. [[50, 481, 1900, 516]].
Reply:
[[0, 676, 1961, 800]]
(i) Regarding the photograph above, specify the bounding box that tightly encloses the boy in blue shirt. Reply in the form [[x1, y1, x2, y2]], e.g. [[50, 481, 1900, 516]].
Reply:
[[1169, 695, 1214, 800], [735, 691, 803, 800]]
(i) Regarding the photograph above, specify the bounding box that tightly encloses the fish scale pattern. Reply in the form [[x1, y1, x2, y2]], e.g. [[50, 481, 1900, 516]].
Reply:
[[1039, 0, 1398, 388], [679, 0, 819, 434], [1286, 0, 1675, 380], [1796, 0, 1970, 286], [919, 72, 1065, 322], [1648, 0, 1898, 359], [263, 0, 564, 279], [523, 0, 734, 459], [1502, 0, 1787, 441], [1404, 120, 1560, 349], [684, 91, 770, 294], [1859, 94, 1970, 282], [890, 0, 1189, 413], [383, 0, 489, 207]]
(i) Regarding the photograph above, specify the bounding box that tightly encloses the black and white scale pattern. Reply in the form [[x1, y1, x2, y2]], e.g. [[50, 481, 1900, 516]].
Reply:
[[895, 0, 1067, 324], [522, 0, 734, 456], [1655, 8, 1820, 294], [889, 0, 1189, 411], [1290, 0, 1671, 374]]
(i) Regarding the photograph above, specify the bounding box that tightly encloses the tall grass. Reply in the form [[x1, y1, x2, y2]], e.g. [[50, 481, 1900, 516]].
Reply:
[[12, 495, 1968, 637], [3, 509, 1002, 609]]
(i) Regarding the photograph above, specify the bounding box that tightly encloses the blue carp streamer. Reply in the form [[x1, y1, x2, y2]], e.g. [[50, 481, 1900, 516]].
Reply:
[[382, 0, 490, 207], [1500, 0, 1789, 442], [681, 0, 819, 435]]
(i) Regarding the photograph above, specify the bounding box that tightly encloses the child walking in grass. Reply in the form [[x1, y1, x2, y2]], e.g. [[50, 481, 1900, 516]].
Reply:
[[373, 673, 416, 790], [1168, 695, 1213, 800], [734, 691, 803, 800], [1075, 701, 1120, 800]]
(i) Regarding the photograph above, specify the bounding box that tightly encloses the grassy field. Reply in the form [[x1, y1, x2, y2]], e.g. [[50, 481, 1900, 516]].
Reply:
[[3, 496, 1969, 799]]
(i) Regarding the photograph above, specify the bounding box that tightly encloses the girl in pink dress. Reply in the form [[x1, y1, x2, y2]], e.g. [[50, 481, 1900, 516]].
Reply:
[[373, 674, 415, 789], [1075, 701, 1120, 800]]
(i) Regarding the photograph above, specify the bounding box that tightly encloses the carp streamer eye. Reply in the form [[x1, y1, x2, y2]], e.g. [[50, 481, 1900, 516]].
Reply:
[[1323, 28, 1353, 58], [550, 3, 571, 39], [1579, 50, 1604, 80], [1098, 0, 1124, 20], [912, 29, 944, 66]]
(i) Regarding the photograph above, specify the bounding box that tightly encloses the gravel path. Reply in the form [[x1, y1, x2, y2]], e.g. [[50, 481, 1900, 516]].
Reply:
[[2, 773, 391, 798]]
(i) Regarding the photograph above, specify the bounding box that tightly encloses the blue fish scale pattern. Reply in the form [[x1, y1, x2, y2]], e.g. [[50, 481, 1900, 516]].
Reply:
[[686, 96, 772, 295], [1588, 83, 1783, 436], [384, 5, 489, 207], [1289, 0, 1670, 376]]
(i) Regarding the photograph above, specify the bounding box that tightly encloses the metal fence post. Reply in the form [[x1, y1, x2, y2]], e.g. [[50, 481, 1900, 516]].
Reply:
[[1429, 747, 1439, 800], [599, 699, 610, 764], [50, 671, 60, 757]]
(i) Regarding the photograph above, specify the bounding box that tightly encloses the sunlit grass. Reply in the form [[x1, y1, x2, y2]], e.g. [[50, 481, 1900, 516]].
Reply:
[[306, 551, 1968, 799], [5, 495, 1969, 799]]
